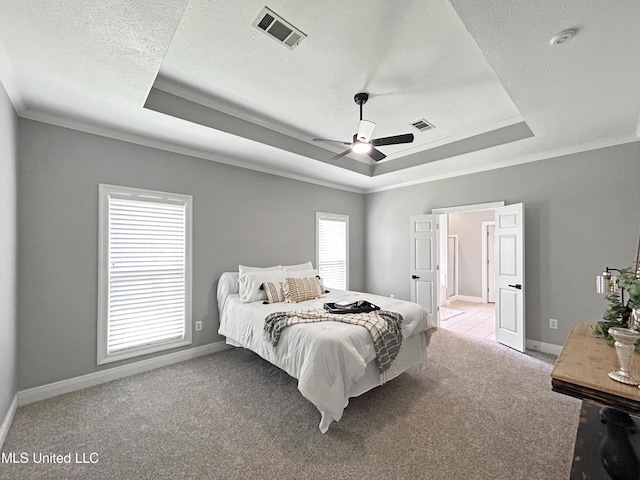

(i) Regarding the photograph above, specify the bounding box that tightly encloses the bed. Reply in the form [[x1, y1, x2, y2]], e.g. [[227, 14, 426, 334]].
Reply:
[[217, 267, 436, 432]]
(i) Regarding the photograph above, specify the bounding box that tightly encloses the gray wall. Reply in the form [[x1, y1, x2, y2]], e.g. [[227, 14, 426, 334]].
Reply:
[[12, 111, 640, 391], [17, 119, 365, 389], [0, 80, 18, 427], [365, 143, 640, 346], [449, 210, 494, 298]]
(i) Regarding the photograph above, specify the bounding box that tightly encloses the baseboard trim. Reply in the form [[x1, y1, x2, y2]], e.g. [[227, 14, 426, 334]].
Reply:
[[455, 295, 483, 303], [17, 341, 230, 406], [526, 339, 563, 356], [0, 394, 17, 450]]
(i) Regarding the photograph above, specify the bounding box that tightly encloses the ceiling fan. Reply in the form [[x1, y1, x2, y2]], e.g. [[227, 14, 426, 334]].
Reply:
[[313, 92, 414, 162]]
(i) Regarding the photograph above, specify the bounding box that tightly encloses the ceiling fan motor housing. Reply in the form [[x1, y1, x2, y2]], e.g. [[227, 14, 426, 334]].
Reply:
[[354, 92, 369, 105]]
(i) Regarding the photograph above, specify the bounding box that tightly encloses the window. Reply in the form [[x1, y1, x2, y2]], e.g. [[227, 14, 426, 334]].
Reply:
[[98, 184, 192, 365], [316, 212, 349, 290]]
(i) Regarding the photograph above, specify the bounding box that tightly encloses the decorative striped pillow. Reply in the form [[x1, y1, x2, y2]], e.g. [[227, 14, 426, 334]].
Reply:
[[283, 276, 325, 303], [262, 281, 285, 303]]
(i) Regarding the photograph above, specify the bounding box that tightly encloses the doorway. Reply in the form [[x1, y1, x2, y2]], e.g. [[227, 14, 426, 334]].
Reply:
[[410, 202, 525, 351], [439, 209, 497, 340]]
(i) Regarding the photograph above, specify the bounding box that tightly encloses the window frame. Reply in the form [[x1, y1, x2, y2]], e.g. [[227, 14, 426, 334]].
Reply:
[[97, 184, 193, 365], [316, 212, 349, 291]]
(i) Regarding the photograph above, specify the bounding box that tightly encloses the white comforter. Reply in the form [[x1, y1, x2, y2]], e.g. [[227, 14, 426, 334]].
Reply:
[[218, 277, 435, 432]]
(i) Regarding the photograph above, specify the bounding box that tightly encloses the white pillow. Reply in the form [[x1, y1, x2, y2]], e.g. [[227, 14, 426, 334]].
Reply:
[[238, 264, 282, 277], [284, 269, 319, 279], [238, 269, 286, 303], [283, 261, 314, 271]]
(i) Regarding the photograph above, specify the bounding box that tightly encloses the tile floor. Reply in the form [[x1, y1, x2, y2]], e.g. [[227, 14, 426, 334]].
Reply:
[[440, 299, 495, 339]]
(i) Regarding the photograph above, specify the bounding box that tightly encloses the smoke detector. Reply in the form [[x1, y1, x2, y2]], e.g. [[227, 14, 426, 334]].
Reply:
[[252, 7, 306, 50], [549, 29, 577, 46]]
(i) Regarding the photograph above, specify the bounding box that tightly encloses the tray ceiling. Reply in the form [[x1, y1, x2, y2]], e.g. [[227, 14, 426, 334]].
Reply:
[[0, 0, 638, 192]]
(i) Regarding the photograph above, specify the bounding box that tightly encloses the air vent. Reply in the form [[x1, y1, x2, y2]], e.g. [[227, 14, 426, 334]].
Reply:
[[410, 118, 436, 132], [252, 7, 306, 50]]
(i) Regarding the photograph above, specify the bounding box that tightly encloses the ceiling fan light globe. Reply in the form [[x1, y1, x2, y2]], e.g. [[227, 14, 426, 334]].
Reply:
[[352, 141, 372, 153]]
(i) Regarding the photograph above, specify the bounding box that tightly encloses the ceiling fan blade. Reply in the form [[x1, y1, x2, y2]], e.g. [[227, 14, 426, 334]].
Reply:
[[356, 120, 376, 142], [371, 133, 414, 147], [366, 147, 386, 162], [326, 149, 353, 162], [313, 138, 352, 146]]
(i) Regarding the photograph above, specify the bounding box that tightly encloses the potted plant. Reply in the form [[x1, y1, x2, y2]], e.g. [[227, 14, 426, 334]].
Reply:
[[593, 267, 640, 350]]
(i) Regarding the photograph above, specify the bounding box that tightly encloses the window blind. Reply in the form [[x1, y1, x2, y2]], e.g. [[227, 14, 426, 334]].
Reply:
[[317, 214, 348, 290], [98, 185, 192, 364]]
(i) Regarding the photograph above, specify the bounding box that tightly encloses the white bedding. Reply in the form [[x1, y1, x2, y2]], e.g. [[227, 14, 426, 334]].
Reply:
[[217, 272, 436, 432]]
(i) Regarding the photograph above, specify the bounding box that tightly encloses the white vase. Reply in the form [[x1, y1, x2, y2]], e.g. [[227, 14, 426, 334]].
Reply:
[[608, 327, 640, 385]]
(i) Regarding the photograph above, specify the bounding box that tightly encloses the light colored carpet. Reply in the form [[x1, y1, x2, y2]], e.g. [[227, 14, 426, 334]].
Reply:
[[440, 307, 464, 321], [0, 330, 580, 480]]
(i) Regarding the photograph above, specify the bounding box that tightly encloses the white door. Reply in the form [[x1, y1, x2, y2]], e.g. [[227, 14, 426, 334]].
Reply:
[[494, 203, 525, 352], [438, 214, 448, 307], [447, 236, 458, 299], [487, 224, 496, 303], [410, 215, 438, 326]]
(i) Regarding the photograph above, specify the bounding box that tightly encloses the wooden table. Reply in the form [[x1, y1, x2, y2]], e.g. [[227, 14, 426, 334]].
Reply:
[[552, 322, 640, 479]]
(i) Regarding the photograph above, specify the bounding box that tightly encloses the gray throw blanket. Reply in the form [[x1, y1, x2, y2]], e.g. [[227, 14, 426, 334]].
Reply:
[[264, 309, 403, 374]]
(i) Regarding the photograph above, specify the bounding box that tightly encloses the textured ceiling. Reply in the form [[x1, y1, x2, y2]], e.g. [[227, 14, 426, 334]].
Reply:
[[0, 0, 189, 109], [0, 0, 638, 192], [156, 0, 523, 162]]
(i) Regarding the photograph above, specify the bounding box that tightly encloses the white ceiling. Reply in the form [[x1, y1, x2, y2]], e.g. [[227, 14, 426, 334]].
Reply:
[[0, 0, 639, 193]]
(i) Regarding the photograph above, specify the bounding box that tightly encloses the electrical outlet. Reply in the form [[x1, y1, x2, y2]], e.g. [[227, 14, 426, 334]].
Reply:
[[549, 318, 558, 330], [195, 321, 202, 332], [390, 294, 395, 299]]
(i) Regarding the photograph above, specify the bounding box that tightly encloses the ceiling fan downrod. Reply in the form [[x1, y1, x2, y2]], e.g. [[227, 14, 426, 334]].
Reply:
[[354, 92, 369, 121]]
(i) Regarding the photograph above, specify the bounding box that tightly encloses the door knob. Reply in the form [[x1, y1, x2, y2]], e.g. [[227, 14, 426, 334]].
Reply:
[[508, 283, 522, 290], [412, 275, 420, 279]]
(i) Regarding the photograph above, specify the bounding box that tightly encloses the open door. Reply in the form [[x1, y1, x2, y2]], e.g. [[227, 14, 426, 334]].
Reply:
[[494, 203, 525, 352], [438, 214, 448, 308], [410, 215, 438, 326], [487, 224, 496, 303], [482, 221, 496, 304]]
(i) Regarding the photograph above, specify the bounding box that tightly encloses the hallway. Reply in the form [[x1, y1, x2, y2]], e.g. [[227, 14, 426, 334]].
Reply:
[[440, 300, 495, 340]]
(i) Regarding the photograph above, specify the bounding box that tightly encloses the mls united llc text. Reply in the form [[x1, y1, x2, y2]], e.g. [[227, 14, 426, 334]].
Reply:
[[2, 452, 99, 464]]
